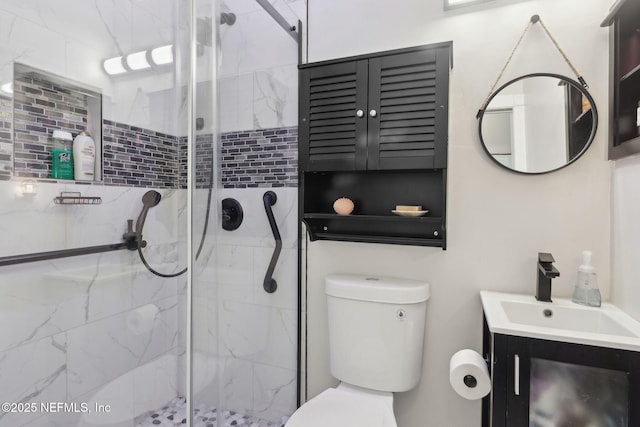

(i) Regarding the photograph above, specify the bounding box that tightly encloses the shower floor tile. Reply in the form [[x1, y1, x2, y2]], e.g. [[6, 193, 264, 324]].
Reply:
[[135, 397, 287, 427]]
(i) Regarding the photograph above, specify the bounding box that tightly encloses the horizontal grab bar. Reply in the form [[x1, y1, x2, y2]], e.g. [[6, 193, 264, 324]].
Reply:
[[0, 242, 130, 267]]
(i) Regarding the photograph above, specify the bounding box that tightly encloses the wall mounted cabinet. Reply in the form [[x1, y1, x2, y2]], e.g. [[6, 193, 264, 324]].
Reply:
[[299, 42, 452, 247], [482, 317, 640, 427], [299, 43, 450, 171], [603, 0, 640, 159]]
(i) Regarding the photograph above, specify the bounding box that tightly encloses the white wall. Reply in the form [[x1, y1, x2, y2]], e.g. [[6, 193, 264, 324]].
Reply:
[[304, 1, 612, 427]]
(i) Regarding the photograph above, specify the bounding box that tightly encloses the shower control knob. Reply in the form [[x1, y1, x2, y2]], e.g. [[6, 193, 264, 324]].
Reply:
[[356, 109, 364, 118], [369, 109, 377, 117]]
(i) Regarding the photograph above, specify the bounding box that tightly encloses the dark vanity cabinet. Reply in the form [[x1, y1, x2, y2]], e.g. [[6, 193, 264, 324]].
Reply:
[[603, 0, 640, 159], [299, 42, 452, 247], [482, 317, 640, 427]]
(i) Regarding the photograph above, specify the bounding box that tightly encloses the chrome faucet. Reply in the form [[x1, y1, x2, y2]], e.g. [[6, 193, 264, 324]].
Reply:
[[536, 252, 560, 302]]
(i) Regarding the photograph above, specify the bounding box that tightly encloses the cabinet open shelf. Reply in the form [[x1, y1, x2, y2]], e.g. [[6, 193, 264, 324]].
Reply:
[[309, 232, 443, 247], [301, 169, 447, 248], [303, 213, 439, 222], [303, 212, 444, 247]]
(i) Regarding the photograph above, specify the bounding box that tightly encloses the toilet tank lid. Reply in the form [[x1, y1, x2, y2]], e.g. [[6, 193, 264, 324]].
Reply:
[[325, 274, 430, 304]]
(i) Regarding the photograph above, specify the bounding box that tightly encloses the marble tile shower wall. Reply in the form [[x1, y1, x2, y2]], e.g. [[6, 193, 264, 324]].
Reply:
[[0, 183, 182, 427], [1, 46, 298, 427]]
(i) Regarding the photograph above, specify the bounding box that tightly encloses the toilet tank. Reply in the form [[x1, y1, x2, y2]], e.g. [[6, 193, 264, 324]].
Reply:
[[325, 274, 430, 393]]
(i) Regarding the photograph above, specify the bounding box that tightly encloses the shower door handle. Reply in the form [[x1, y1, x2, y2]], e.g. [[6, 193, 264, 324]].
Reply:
[[262, 191, 281, 293]]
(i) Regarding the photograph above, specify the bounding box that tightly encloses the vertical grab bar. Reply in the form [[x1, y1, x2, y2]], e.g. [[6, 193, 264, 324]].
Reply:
[[262, 191, 281, 293]]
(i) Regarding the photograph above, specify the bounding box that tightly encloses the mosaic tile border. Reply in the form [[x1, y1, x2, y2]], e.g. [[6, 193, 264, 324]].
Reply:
[[0, 95, 11, 181], [179, 127, 298, 189], [4, 118, 297, 190], [1, 63, 297, 188], [103, 120, 179, 188], [220, 126, 298, 189]]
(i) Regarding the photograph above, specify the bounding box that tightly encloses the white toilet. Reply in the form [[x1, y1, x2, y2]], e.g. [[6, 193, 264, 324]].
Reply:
[[286, 274, 430, 427]]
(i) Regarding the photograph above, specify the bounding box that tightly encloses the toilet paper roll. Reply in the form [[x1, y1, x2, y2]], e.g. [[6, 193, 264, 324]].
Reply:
[[126, 304, 159, 335], [449, 349, 491, 400]]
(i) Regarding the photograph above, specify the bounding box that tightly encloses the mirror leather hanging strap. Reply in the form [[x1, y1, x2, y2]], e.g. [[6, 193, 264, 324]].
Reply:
[[477, 14, 588, 118]]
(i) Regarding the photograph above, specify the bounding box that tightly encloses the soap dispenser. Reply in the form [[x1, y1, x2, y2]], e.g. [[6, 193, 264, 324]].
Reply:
[[571, 250, 601, 307]]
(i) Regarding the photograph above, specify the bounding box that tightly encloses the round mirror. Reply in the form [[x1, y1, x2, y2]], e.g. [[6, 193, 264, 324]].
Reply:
[[478, 73, 597, 174]]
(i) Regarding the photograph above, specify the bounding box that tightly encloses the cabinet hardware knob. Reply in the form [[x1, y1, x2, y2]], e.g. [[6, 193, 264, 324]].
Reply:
[[356, 109, 364, 118], [369, 109, 377, 117], [433, 230, 439, 237]]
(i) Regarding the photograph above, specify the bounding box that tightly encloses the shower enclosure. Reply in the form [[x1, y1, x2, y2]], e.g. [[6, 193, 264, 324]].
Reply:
[[0, 0, 303, 426]]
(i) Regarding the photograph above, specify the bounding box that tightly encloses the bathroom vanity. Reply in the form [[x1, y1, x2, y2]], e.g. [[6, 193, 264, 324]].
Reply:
[[481, 291, 640, 427]]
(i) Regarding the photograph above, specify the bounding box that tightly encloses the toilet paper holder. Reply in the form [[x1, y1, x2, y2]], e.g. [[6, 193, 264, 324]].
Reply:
[[463, 374, 478, 388], [449, 349, 492, 400]]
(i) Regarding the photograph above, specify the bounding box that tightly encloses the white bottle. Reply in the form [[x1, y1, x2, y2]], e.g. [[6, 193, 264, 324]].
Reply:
[[571, 250, 601, 307], [73, 132, 96, 181]]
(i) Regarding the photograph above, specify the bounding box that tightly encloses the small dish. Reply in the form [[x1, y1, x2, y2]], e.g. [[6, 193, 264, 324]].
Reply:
[[392, 209, 429, 217]]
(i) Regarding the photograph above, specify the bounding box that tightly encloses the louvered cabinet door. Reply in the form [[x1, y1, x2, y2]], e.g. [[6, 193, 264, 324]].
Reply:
[[367, 46, 450, 170], [299, 61, 369, 171]]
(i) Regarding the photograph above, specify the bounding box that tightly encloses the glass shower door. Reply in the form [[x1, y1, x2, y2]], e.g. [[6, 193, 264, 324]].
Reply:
[[190, 0, 303, 425]]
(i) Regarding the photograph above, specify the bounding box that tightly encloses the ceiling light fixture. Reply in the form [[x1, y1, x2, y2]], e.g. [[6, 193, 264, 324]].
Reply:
[[150, 45, 173, 66], [444, 0, 495, 10], [126, 50, 151, 70], [103, 56, 127, 75], [103, 44, 175, 76]]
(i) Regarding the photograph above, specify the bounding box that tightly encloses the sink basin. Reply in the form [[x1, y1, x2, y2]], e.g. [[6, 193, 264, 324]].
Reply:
[[481, 291, 640, 351]]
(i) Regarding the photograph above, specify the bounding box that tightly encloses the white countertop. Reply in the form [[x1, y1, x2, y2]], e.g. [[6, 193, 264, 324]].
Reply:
[[481, 291, 640, 352]]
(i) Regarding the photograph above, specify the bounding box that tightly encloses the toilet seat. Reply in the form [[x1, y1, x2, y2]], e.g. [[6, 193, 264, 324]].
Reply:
[[285, 385, 397, 427]]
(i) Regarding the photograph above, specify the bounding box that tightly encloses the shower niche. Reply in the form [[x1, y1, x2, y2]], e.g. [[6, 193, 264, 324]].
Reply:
[[11, 63, 103, 181]]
